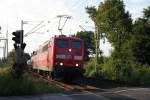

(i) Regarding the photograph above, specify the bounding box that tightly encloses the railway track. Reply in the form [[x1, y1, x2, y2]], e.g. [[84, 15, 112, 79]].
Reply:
[[28, 69, 144, 100], [30, 71, 76, 91], [29, 68, 133, 94], [29, 70, 107, 93]]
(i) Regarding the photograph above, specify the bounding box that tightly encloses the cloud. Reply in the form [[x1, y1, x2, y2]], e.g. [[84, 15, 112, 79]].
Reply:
[[124, 0, 150, 20], [0, 0, 83, 56], [0, 0, 149, 57]]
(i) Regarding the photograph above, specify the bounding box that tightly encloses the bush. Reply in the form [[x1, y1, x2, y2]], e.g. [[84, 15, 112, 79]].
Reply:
[[84, 56, 150, 85], [101, 57, 136, 82], [101, 57, 116, 80], [100, 56, 150, 85], [130, 64, 150, 85], [84, 58, 101, 77], [0, 68, 63, 96], [0, 69, 34, 96]]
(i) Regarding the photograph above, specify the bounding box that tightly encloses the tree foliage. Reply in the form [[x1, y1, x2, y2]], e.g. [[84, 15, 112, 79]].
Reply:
[[143, 6, 150, 19], [85, 1, 150, 84], [87, 0, 132, 50], [76, 31, 95, 61], [86, 0, 133, 80], [86, 0, 133, 75], [129, 6, 150, 65], [86, 7, 98, 24]]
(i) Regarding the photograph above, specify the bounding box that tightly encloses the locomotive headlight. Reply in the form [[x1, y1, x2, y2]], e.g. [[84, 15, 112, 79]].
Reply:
[[74, 56, 82, 60], [69, 49, 72, 52], [60, 62, 63, 66], [76, 64, 79, 67], [56, 54, 65, 59]]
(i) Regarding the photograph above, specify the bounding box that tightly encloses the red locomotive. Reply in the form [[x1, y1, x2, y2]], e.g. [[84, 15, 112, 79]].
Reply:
[[31, 35, 84, 80]]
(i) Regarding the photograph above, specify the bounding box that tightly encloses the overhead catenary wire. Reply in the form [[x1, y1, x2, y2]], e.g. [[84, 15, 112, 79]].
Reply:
[[24, 24, 46, 37], [23, 0, 87, 37], [24, 20, 45, 37]]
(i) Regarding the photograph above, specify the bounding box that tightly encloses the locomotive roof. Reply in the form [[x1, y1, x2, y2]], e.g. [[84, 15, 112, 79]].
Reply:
[[52, 35, 82, 40], [39, 35, 82, 48]]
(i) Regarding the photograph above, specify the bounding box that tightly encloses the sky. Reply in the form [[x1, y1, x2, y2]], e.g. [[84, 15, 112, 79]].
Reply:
[[0, 0, 149, 58]]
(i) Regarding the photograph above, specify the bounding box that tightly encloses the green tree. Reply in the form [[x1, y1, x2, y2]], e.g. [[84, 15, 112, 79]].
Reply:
[[76, 31, 95, 61], [87, 0, 132, 50], [86, 0, 133, 80], [130, 6, 150, 65], [86, 0, 133, 65], [143, 6, 150, 19]]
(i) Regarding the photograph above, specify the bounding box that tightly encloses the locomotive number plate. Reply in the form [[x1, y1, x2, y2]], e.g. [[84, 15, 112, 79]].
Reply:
[[66, 55, 72, 59]]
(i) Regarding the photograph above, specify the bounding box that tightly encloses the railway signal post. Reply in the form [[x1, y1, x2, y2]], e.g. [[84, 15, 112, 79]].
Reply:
[[12, 30, 26, 78]]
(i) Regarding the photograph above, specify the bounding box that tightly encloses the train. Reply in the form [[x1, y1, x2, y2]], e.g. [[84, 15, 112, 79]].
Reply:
[[30, 35, 85, 80]]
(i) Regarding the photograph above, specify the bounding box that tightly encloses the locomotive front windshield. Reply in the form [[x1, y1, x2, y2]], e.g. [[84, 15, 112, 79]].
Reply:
[[57, 40, 68, 48], [72, 41, 81, 49]]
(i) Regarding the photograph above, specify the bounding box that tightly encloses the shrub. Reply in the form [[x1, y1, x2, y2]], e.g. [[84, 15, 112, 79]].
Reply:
[[101, 57, 116, 80], [0, 68, 63, 96], [84, 58, 102, 77], [0, 69, 34, 96], [131, 64, 150, 85]]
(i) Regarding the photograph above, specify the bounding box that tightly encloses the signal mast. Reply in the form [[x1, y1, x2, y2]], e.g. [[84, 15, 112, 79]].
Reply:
[[57, 15, 71, 35]]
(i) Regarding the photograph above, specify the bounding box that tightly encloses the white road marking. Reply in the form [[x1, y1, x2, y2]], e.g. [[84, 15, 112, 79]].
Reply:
[[61, 91, 110, 100], [60, 88, 150, 100], [61, 93, 92, 96], [114, 88, 150, 93]]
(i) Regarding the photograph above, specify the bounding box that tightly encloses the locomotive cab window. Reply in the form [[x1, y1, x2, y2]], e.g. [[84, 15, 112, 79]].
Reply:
[[57, 40, 68, 48], [72, 41, 81, 49]]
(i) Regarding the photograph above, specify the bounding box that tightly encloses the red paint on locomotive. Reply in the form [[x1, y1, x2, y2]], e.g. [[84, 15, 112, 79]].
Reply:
[[31, 35, 84, 79]]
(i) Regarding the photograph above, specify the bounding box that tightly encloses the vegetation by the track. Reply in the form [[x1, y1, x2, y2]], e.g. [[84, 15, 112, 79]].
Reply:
[[84, 58, 150, 86], [77, 0, 150, 86], [0, 68, 63, 96], [0, 49, 64, 96]]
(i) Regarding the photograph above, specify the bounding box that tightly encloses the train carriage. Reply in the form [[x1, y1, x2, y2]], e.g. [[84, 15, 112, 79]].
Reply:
[[31, 35, 84, 80]]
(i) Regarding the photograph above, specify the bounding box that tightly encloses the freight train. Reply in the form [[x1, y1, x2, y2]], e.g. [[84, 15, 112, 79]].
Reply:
[[31, 35, 84, 80]]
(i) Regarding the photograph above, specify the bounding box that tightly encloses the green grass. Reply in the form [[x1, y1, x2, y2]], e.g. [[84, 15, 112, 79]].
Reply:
[[0, 68, 63, 96], [0, 63, 10, 68]]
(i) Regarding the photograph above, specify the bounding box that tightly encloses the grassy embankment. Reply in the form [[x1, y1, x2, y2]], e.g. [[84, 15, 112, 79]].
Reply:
[[0, 67, 63, 96]]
